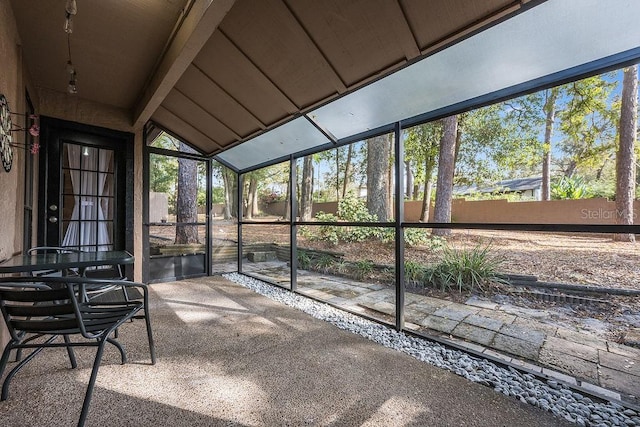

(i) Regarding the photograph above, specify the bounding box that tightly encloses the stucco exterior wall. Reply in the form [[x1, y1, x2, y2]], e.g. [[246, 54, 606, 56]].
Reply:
[[0, 2, 27, 262]]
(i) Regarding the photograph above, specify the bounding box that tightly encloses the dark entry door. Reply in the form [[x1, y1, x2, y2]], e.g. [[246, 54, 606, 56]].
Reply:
[[38, 118, 133, 254]]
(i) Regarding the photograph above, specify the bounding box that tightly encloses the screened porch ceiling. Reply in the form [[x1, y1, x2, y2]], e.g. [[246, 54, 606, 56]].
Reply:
[[10, 0, 640, 172]]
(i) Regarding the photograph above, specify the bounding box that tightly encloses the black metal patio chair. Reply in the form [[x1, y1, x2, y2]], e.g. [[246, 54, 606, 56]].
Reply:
[[0, 276, 156, 427]]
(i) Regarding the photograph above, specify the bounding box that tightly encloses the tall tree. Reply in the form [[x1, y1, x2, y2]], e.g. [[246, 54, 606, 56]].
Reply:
[[341, 144, 353, 199], [175, 142, 199, 244], [366, 134, 390, 221], [405, 121, 442, 221], [299, 155, 314, 221], [614, 65, 637, 242], [221, 167, 236, 219], [557, 76, 619, 179], [433, 116, 458, 236], [542, 88, 559, 200], [244, 173, 259, 220]]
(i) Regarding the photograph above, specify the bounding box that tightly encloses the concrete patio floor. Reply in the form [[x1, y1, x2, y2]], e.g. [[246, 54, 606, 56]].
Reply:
[[0, 276, 573, 426], [242, 261, 640, 405]]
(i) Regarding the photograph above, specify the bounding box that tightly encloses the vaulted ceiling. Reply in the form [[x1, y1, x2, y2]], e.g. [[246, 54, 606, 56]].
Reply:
[[9, 0, 640, 171]]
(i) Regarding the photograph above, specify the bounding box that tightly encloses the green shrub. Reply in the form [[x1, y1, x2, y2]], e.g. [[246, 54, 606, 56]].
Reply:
[[336, 196, 376, 222], [424, 243, 506, 293], [297, 250, 311, 269], [352, 259, 374, 280], [551, 175, 593, 199], [404, 260, 426, 284], [313, 254, 335, 273]]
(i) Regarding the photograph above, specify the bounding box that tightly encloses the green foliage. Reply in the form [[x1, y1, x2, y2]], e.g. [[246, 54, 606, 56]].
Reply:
[[403, 260, 426, 283], [337, 196, 377, 222], [589, 180, 615, 200], [211, 187, 225, 204], [352, 259, 374, 280], [461, 190, 535, 202], [297, 250, 311, 270], [313, 254, 335, 273], [404, 229, 445, 249], [423, 243, 506, 293], [306, 211, 339, 245], [551, 176, 593, 199]]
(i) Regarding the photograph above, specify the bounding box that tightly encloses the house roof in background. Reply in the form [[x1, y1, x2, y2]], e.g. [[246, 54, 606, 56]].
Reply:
[[455, 177, 542, 196]]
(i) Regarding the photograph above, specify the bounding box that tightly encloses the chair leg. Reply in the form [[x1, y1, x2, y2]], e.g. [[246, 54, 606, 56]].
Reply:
[[105, 337, 127, 364], [0, 342, 16, 397], [76, 338, 107, 427], [63, 335, 78, 369], [1, 336, 56, 401], [144, 306, 156, 365]]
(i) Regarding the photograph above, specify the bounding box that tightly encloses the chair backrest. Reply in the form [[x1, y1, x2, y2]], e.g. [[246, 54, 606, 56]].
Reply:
[[0, 277, 142, 340], [26, 246, 82, 255], [26, 246, 82, 277], [0, 280, 77, 341]]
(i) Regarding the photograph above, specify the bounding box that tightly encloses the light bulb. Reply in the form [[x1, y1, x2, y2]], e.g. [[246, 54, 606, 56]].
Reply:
[[68, 79, 77, 94], [64, 15, 73, 33]]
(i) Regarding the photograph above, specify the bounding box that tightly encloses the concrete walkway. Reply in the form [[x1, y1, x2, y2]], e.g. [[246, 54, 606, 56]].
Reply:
[[243, 261, 640, 405], [0, 276, 573, 427]]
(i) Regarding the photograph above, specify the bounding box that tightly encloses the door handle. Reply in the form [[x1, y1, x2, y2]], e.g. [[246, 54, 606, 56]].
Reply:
[[48, 216, 58, 223]]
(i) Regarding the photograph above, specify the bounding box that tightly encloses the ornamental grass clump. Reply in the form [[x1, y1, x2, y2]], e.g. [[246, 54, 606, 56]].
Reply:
[[424, 243, 507, 293]]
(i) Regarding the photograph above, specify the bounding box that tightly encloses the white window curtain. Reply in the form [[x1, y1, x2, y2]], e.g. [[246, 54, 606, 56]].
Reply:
[[62, 145, 112, 251]]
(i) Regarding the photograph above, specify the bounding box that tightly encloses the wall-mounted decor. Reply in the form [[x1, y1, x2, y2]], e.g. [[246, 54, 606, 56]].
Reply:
[[0, 94, 13, 172]]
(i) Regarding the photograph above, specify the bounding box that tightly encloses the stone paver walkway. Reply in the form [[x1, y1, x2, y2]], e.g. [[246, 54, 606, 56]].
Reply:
[[242, 261, 640, 405]]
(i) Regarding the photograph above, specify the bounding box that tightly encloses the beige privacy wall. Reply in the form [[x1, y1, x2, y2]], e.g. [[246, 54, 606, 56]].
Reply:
[[262, 198, 640, 225]]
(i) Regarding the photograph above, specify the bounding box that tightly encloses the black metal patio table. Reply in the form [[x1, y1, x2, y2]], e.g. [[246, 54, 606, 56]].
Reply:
[[0, 250, 134, 276]]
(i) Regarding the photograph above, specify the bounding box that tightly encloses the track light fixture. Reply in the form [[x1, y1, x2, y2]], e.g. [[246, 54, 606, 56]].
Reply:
[[64, 0, 77, 34], [64, 1, 78, 94]]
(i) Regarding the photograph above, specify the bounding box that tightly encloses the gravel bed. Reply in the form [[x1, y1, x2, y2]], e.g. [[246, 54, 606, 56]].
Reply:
[[224, 272, 639, 427]]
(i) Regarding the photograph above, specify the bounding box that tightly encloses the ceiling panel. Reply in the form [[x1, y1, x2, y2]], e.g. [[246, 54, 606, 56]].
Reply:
[[216, 117, 329, 170], [163, 89, 237, 148], [287, 0, 420, 87], [401, 0, 517, 51], [193, 31, 295, 127], [219, 0, 344, 109], [152, 106, 221, 155], [175, 65, 263, 139]]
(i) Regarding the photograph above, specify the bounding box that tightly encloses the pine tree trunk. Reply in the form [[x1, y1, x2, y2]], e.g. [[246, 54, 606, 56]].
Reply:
[[405, 160, 413, 199], [244, 177, 257, 220], [283, 178, 291, 221], [614, 65, 637, 242], [366, 135, 390, 221], [432, 116, 458, 236], [542, 88, 558, 201], [222, 169, 232, 220], [300, 155, 314, 221], [175, 142, 199, 244], [341, 145, 352, 199], [420, 180, 432, 222]]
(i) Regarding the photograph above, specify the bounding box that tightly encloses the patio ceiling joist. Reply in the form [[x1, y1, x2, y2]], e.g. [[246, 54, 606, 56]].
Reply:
[[133, 0, 237, 128]]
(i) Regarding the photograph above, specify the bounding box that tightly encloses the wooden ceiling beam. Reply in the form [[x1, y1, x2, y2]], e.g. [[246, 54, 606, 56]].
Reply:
[[133, 0, 237, 129]]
